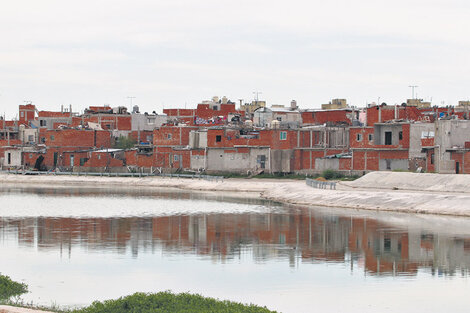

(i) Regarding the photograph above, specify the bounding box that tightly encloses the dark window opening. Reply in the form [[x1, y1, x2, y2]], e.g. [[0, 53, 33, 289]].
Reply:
[[431, 153, 435, 165], [7, 153, 11, 164], [399, 131, 403, 140], [79, 158, 88, 166], [216, 135, 222, 142], [384, 237, 391, 252], [386, 159, 391, 170], [385, 131, 392, 145]]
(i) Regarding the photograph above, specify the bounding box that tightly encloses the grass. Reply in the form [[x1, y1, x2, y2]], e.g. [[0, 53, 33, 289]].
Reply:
[[0, 274, 28, 302], [70, 291, 278, 313]]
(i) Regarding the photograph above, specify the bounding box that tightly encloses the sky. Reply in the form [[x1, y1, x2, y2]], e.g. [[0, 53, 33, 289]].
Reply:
[[1, 0, 470, 119]]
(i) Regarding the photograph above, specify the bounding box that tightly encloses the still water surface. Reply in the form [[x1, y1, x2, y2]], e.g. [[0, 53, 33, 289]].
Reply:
[[0, 185, 469, 313]]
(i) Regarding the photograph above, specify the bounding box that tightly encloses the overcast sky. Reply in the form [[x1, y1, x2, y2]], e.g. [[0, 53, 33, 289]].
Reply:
[[1, 0, 470, 119]]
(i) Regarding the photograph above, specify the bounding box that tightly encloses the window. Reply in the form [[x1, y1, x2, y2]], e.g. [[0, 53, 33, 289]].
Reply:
[[216, 135, 222, 142], [147, 118, 155, 125], [386, 159, 391, 170], [280, 131, 287, 140], [70, 154, 75, 166], [40, 120, 47, 127], [174, 155, 179, 161], [384, 237, 391, 252], [167, 133, 172, 140], [368, 134, 373, 141], [277, 117, 282, 121], [431, 153, 435, 165], [7, 153, 11, 164], [28, 135, 34, 142], [50, 135, 55, 141], [385, 132, 392, 145], [20, 112, 24, 117], [399, 131, 403, 140], [41, 137, 46, 143], [356, 133, 363, 142]]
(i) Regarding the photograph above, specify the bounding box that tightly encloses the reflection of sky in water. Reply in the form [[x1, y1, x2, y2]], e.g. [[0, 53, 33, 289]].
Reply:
[[0, 186, 470, 313]]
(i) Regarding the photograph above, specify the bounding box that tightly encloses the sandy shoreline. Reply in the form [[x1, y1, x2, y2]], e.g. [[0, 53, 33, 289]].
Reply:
[[1, 171, 470, 217]]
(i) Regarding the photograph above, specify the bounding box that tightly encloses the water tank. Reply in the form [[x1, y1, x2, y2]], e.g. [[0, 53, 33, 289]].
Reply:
[[290, 100, 297, 110], [271, 120, 280, 129], [222, 96, 228, 104], [133, 105, 140, 113]]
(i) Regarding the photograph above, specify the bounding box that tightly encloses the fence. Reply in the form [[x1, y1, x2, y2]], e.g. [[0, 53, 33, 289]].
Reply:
[[306, 178, 336, 190], [2, 170, 223, 182]]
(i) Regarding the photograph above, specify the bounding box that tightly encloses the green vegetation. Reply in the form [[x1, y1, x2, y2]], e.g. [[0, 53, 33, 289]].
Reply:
[[113, 136, 137, 149], [321, 169, 344, 180], [319, 169, 360, 181], [0, 274, 27, 302], [71, 291, 278, 313]]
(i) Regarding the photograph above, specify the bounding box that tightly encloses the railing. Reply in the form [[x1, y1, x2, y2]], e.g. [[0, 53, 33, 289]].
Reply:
[[306, 178, 336, 190], [2, 170, 223, 182]]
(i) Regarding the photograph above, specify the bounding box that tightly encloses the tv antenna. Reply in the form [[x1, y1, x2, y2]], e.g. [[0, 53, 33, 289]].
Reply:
[[127, 96, 136, 106], [253, 91, 262, 103], [408, 85, 418, 99]]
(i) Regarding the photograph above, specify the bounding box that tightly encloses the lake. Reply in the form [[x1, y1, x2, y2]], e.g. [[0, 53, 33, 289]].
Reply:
[[0, 185, 469, 313]]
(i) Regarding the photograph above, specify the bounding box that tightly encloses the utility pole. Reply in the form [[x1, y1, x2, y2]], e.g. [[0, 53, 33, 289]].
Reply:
[[408, 85, 418, 99]]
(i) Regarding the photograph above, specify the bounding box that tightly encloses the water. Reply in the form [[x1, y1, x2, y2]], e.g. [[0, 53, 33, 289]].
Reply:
[[1, 185, 470, 313]]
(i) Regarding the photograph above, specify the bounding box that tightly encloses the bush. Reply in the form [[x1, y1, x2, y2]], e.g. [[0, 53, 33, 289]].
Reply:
[[0, 274, 28, 302], [113, 136, 137, 149], [321, 169, 344, 180], [71, 291, 278, 313]]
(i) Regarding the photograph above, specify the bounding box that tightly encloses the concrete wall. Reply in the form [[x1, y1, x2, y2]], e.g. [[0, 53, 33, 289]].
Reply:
[[374, 124, 402, 146], [271, 149, 293, 172], [3, 149, 22, 167], [378, 158, 408, 171], [190, 152, 206, 170], [131, 113, 168, 131], [409, 123, 435, 159], [435, 120, 470, 173], [189, 130, 208, 149], [206, 148, 271, 173], [315, 158, 340, 171]]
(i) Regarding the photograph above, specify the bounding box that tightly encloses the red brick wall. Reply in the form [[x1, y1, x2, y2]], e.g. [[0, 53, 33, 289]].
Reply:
[[339, 158, 352, 170], [19, 104, 36, 124], [40, 129, 112, 149], [450, 151, 470, 174], [206, 129, 297, 149], [350, 127, 374, 148], [301, 110, 352, 125], [83, 152, 123, 168], [154, 126, 197, 146], [154, 146, 190, 169], [125, 150, 155, 167], [130, 131, 153, 144]]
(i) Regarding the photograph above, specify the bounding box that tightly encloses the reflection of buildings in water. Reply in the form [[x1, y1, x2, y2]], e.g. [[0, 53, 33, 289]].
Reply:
[[2, 209, 470, 277]]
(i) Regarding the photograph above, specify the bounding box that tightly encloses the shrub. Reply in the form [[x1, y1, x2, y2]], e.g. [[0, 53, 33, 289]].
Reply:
[[71, 291, 278, 313], [321, 169, 344, 180], [113, 136, 137, 149], [0, 274, 28, 302]]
